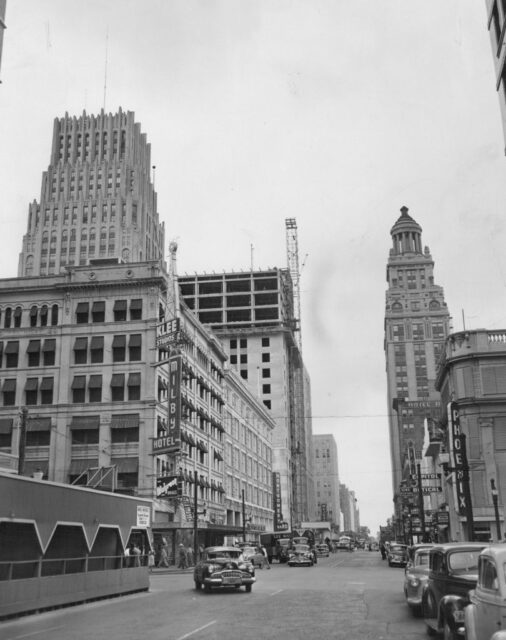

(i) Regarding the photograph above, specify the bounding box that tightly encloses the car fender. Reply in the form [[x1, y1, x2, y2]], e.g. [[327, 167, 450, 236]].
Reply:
[[491, 633, 506, 640], [464, 603, 478, 640], [439, 594, 468, 631]]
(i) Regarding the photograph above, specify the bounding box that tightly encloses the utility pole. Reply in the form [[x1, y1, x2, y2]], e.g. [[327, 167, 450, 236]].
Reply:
[[491, 478, 502, 541], [17, 407, 28, 475], [193, 470, 198, 562], [461, 434, 475, 541], [242, 489, 246, 541]]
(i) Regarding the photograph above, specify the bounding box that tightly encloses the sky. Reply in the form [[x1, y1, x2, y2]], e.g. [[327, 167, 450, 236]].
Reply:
[[1, 1, 506, 535]]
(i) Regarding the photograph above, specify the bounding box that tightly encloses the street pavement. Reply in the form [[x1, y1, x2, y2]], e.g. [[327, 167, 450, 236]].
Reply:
[[1, 550, 428, 640]]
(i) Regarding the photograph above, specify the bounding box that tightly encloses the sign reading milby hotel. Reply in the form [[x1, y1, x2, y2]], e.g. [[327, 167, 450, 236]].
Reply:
[[152, 355, 182, 455]]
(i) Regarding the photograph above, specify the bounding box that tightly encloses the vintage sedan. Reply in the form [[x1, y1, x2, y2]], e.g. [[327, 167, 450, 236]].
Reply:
[[388, 543, 409, 567], [193, 546, 256, 593], [316, 543, 330, 557], [403, 546, 432, 616], [464, 545, 506, 640], [288, 543, 315, 567], [421, 542, 486, 639]]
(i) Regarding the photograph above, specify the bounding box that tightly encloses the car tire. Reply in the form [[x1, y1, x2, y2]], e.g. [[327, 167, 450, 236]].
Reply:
[[245, 584, 252, 593]]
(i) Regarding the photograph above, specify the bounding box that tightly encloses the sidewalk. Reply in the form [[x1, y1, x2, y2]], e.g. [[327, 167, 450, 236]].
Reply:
[[150, 566, 194, 575]]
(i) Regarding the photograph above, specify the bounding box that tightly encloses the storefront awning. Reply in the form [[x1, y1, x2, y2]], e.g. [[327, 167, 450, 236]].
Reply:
[[88, 375, 102, 388], [27, 340, 41, 353], [70, 415, 100, 430], [111, 414, 139, 429], [42, 338, 56, 352], [0, 418, 13, 434], [112, 335, 126, 348], [5, 341, 19, 354], [27, 417, 51, 432], [71, 376, 86, 389], [73, 337, 88, 350], [90, 336, 104, 349], [113, 300, 127, 311], [111, 457, 138, 473], [25, 378, 38, 391], [129, 334, 142, 347], [110, 373, 125, 387], [40, 377, 54, 391], [2, 379, 16, 392]]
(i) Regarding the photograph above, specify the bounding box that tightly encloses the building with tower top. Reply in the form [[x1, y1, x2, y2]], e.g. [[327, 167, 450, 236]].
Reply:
[[384, 207, 451, 517], [18, 109, 165, 277]]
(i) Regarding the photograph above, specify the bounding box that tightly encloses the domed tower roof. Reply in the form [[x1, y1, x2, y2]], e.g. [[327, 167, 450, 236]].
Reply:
[[390, 206, 423, 256]]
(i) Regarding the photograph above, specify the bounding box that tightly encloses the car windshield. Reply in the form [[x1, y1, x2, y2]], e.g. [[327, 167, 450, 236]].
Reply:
[[448, 550, 481, 574], [391, 545, 406, 553], [294, 544, 310, 552], [207, 551, 241, 560], [415, 551, 430, 566]]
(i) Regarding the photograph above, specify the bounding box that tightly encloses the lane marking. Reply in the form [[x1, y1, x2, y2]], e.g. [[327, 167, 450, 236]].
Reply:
[[270, 589, 284, 595], [7, 627, 64, 639], [175, 620, 217, 640]]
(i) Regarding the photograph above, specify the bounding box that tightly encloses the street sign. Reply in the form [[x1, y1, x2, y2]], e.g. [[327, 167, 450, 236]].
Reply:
[[410, 473, 441, 480], [405, 486, 442, 494]]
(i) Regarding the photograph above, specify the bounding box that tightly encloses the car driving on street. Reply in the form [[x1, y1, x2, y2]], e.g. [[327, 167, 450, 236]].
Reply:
[[193, 546, 256, 593]]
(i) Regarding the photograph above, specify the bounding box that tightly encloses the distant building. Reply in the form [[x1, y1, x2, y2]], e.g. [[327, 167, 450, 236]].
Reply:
[[313, 434, 340, 529], [179, 269, 316, 530], [339, 484, 358, 533], [485, 1, 506, 153], [384, 207, 451, 514]]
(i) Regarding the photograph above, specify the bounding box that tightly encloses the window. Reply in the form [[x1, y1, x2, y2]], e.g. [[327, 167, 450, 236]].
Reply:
[[113, 299, 127, 321], [26, 417, 51, 447], [262, 353, 270, 363], [92, 301, 105, 323], [240, 354, 247, 364], [262, 337, 270, 347], [40, 305, 48, 327], [88, 375, 102, 403], [43, 339, 56, 366], [130, 299, 142, 320], [112, 335, 126, 362], [51, 304, 58, 326], [230, 354, 237, 365], [2, 379, 16, 406], [111, 373, 125, 401], [240, 370, 248, 380], [240, 338, 247, 348], [30, 306, 38, 327], [76, 302, 89, 324], [230, 339, 237, 349], [129, 334, 142, 361], [4, 307, 11, 328], [127, 373, 141, 400], [263, 400, 271, 409], [0, 418, 12, 448], [73, 337, 88, 365], [13, 307, 22, 328], [71, 429, 99, 445], [27, 340, 41, 367], [90, 336, 104, 363], [40, 377, 54, 404], [262, 368, 270, 378], [111, 415, 139, 443], [5, 341, 19, 368], [25, 378, 38, 405], [262, 384, 271, 394], [72, 375, 86, 403]]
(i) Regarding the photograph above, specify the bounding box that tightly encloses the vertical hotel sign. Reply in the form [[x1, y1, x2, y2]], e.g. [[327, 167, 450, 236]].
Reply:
[[448, 402, 466, 514], [152, 355, 182, 455], [272, 472, 288, 532]]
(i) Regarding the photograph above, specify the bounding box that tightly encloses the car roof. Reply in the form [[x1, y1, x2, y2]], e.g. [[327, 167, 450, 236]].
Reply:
[[429, 542, 487, 553], [477, 544, 506, 561], [205, 546, 242, 553]]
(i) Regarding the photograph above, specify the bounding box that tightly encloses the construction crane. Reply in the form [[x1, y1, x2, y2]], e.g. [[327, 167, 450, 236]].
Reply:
[[285, 218, 302, 350]]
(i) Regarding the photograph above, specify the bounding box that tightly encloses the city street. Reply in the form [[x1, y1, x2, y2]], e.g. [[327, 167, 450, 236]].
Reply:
[[1, 551, 427, 640]]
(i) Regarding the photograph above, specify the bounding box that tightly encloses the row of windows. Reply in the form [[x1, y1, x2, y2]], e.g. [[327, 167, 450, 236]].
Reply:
[[1, 304, 59, 329], [76, 299, 142, 323], [0, 373, 141, 406], [73, 334, 141, 364], [57, 130, 127, 163]]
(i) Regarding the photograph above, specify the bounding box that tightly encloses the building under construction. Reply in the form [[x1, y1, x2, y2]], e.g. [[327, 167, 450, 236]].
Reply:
[[179, 240, 316, 530]]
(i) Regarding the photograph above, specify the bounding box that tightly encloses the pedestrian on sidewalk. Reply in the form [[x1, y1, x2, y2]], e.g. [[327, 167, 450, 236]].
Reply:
[[148, 550, 155, 572], [157, 545, 169, 568], [178, 543, 188, 569]]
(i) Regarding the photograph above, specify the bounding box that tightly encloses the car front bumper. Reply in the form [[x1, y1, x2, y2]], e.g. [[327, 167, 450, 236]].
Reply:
[[203, 574, 255, 587]]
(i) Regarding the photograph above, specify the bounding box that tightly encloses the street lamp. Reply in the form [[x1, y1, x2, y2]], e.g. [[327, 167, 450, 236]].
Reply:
[[491, 478, 502, 541]]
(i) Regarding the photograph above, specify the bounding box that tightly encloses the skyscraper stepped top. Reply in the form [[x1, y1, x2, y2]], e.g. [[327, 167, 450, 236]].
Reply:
[[18, 108, 165, 277]]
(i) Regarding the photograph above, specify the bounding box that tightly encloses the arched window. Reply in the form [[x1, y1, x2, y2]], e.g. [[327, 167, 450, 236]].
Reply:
[[40, 305, 48, 327], [30, 305, 38, 327], [13, 306, 22, 328], [4, 307, 12, 328], [51, 304, 58, 326]]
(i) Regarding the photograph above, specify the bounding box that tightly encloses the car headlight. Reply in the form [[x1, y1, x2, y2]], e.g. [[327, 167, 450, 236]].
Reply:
[[409, 577, 420, 587], [207, 564, 221, 574]]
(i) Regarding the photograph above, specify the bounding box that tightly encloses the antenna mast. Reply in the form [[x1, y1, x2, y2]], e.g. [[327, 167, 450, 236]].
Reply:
[[285, 218, 302, 349]]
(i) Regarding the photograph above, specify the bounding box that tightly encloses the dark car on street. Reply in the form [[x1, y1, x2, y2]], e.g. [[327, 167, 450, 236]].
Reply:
[[387, 543, 409, 567], [403, 546, 433, 616], [421, 542, 486, 638], [193, 546, 256, 593]]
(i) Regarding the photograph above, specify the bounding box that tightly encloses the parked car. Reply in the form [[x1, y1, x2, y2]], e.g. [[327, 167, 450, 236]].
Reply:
[[407, 542, 434, 563], [193, 546, 256, 593], [287, 543, 314, 567], [336, 535, 353, 551], [464, 545, 506, 640], [421, 542, 486, 638], [315, 543, 330, 557], [387, 543, 409, 567], [403, 546, 433, 616]]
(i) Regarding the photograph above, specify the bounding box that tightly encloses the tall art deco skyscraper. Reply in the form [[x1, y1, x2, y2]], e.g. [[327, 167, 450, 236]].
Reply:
[[18, 109, 165, 276], [384, 207, 451, 497]]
